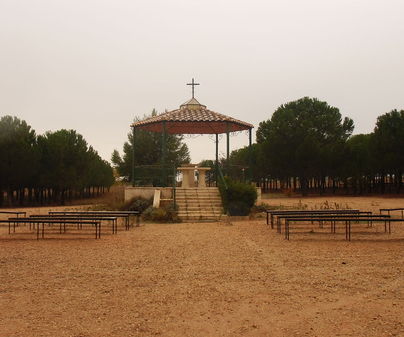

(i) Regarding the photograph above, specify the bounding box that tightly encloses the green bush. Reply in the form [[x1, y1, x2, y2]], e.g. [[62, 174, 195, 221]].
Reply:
[[120, 196, 152, 213], [142, 202, 180, 223], [219, 177, 257, 216]]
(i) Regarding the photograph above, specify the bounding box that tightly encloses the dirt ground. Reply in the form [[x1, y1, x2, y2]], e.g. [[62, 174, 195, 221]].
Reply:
[[0, 196, 403, 337]]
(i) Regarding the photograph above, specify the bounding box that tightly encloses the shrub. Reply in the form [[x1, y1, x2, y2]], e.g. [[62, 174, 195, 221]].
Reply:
[[142, 202, 180, 223], [120, 196, 152, 213], [219, 177, 257, 216]]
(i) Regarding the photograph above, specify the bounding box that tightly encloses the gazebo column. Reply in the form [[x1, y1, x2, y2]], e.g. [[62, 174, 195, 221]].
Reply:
[[132, 126, 136, 187], [226, 122, 230, 175], [161, 121, 167, 186], [248, 127, 252, 182], [215, 133, 219, 186]]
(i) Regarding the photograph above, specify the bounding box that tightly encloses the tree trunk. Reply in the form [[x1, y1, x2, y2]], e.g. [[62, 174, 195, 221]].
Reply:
[[381, 174, 385, 194], [396, 171, 402, 194], [19, 188, 24, 206], [300, 176, 308, 196]]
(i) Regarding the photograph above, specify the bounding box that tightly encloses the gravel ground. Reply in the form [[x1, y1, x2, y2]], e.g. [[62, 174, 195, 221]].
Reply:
[[0, 197, 403, 337]]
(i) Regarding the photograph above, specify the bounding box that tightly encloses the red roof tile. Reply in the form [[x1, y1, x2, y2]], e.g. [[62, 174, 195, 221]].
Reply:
[[132, 98, 253, 134]]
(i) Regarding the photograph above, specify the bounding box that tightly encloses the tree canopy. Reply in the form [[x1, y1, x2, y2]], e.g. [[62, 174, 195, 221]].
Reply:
[[371, 110, 404, 192], [256, 97, 354, 193]]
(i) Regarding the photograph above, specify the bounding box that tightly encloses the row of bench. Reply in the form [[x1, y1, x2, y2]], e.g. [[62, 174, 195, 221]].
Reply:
[[0, 210, 141, 239], [379, 207, 404, 217], [265, 208, 404, 241]]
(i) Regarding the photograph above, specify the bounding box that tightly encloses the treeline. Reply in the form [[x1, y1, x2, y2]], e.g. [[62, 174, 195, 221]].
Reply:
[[227, 97, 404, 195], [0, 116, 114, 206]]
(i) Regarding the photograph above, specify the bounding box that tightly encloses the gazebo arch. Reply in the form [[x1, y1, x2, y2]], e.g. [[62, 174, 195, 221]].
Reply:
[[130, 81, 254, 187]]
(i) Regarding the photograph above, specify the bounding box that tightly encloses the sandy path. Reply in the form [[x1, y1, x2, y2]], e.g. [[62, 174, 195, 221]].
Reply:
[[0, 198, 403, 337]]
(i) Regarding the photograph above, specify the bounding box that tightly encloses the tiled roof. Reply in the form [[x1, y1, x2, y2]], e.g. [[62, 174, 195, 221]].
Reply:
[[132, 98, 253, 134]]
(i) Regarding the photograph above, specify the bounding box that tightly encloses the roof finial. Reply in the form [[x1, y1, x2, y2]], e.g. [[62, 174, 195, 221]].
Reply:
[[187, 78, 200, 98]]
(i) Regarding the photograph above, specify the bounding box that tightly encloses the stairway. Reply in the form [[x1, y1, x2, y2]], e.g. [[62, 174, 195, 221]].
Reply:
[[175, 187, 224, 221]]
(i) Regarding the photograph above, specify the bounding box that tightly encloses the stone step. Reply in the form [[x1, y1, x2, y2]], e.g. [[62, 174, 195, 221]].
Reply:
[[178, 193, 219, 194], [178, 216, 222, 219], [176, 202, 221, 205], [176, 191, 220, 195], [181, 217, 222, 222], [177, 190, 219, 192], [176, 199, 220, 203], [177, 199, 221, 203], [177, 207, 221, 211], [179, 202, 222, 206], [179, 206, 222, 211], [177, 214, 222, 218], [178, 217, 223, 222], [177, 196, 220, 199], [176, 193, 220, 196], [177, 189, 219, 192], [177, 200, 221, 204], [177, 200, 220, 203], [176, 197, 221, 202], [176, 194, 220, 196], [176, 200, 222, 205], [177, 208, 222, 213], [178, 211, 223, 217], [179, 211, 222, 216], [176, 187, 217, 189], [176, 192, 220, 195], [176, 194, 221, 197], [176, 189, 220, 193], [175, 187, 222, 221]]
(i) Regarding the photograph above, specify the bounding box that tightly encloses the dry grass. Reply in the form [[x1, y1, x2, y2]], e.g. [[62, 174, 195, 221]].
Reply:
[[73, 185, 125, 210]]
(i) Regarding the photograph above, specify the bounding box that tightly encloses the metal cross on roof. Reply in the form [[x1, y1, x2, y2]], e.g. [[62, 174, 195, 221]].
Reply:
[[187, 78, 200, 98]]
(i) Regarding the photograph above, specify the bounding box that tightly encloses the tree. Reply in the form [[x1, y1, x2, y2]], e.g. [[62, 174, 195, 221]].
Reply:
[[112, 109, 190, 181], [111, 149, 123, 172], [0, 116, 39, 205], [38, 130, 88, 196], [257, 97, 354, 194], [86, 147, 115, 193], [198, 159, 216, 186], [372, 109, 404, 193], [227, 144, 263, 182], [0, 115, 114, 206], [37, 129, 114, 203], [343, 134, 374, 194]]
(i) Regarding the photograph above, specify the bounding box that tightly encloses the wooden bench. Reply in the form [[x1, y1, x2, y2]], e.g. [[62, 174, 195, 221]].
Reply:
[[49, 211, 141, 229], [4, 218, 101, 239], [29, 215, 118, 234], [283, 216, 400, 241], [0, 211, 27, 218], [379, 208, 404, 218], [275, 212, 375, 233], [266, 209, 362, 229]]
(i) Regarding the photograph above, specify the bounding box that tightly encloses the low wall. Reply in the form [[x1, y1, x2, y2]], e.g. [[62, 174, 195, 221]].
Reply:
[[124, 186, 173, 202], [124, 186, 260, 205]]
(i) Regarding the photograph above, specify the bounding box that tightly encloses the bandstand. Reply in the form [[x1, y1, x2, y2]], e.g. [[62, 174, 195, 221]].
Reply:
[[125, 79, 254, 220]]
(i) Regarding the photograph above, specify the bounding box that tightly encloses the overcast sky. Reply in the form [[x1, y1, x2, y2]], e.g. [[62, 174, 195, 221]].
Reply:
[[1, 0, 403, 163]]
